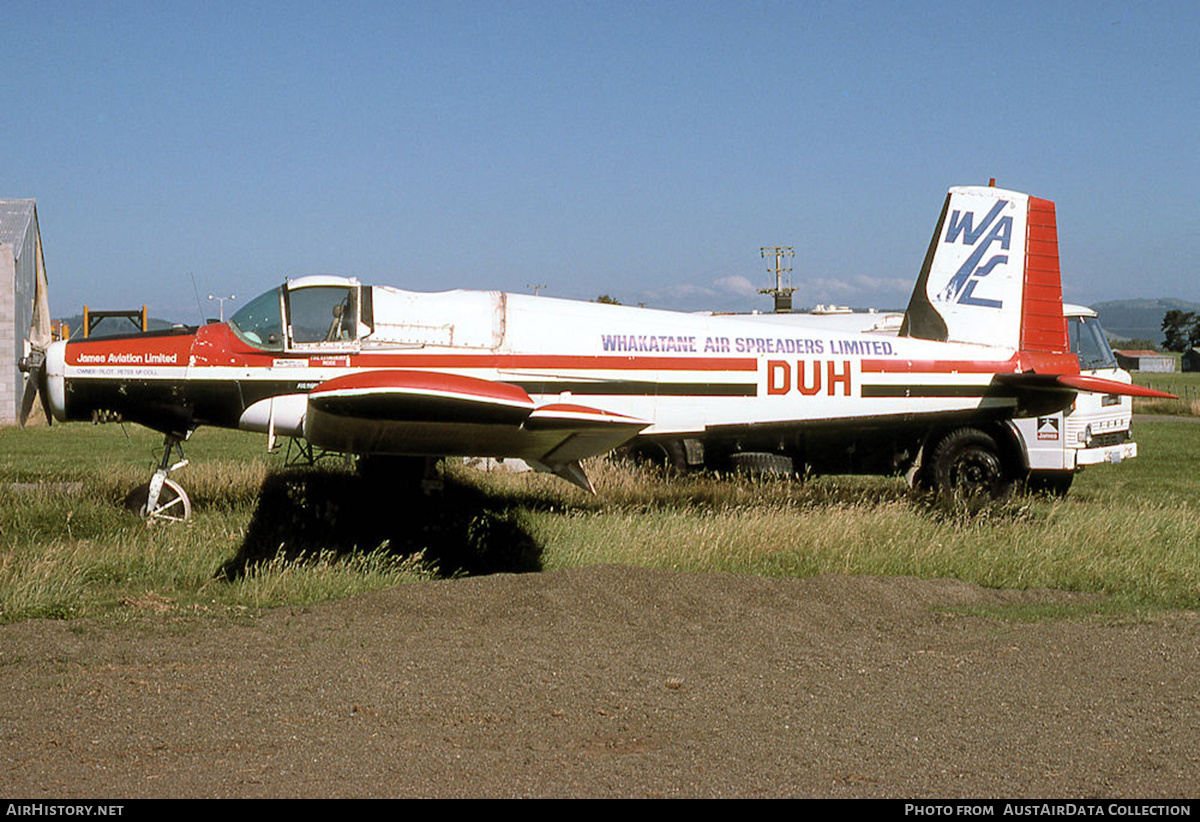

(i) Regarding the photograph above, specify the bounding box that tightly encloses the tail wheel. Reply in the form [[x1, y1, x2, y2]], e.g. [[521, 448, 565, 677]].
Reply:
[[929, 428, 1013, 500]]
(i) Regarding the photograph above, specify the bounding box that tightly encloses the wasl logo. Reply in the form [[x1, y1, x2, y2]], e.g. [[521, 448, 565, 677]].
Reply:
[[936, 199, 1012, 308]]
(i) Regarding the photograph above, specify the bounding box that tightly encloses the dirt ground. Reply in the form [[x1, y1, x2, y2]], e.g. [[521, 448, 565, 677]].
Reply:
[[1, 565, 1198, 798]]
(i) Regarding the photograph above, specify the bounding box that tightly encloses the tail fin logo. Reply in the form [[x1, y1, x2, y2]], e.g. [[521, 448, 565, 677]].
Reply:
[[936, 200, 1013, 309]]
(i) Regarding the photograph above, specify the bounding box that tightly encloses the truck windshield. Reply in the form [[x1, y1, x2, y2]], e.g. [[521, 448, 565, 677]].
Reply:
[[228, 287, 284, 350], [1069, 315, 1118, 371]]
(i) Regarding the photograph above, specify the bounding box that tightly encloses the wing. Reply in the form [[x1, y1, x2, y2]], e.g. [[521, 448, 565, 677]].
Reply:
[[1052, 374, 1175, 399], [303, 370, 648, 491], [992, 372, 1176, 417]]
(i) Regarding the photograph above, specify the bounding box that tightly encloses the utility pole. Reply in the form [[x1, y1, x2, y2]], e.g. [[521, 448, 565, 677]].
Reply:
[[759, 246, 796, 313], [526, 283, 548, 296]]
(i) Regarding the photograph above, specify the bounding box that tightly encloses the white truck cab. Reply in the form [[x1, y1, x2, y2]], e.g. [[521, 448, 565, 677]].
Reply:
[[1015, 304, 1136, 494]]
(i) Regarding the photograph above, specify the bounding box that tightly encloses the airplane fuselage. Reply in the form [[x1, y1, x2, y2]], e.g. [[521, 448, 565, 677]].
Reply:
[[45, 280, 1075, 471]]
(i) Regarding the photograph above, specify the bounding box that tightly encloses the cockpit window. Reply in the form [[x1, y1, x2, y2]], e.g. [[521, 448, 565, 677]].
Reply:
[[1069, 315, 1117, 371], [228, 287, 284, 350], [288, 285, 356, 345]]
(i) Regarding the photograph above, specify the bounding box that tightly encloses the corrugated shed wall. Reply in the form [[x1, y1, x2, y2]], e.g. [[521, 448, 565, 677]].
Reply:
[[1, 243, 15, 424], [0, 200, 39, 425]]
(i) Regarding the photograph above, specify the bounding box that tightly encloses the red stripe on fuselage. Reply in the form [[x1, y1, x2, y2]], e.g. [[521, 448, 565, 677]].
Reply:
[[862, 351, 1080, 377], [860, 358, 1019, 374]]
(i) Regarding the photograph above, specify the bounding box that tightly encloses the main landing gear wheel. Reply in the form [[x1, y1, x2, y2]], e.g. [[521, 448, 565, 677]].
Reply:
[[124, 478, 193, 522]]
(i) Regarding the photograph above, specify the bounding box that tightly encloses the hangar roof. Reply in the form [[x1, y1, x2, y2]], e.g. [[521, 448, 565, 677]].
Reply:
[[0, 199, 37, 259]]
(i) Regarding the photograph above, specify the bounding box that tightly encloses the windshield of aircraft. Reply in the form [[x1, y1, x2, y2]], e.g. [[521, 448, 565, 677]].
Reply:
[[1069, 315, 1118, 371], [288, 285, 356, 344], [228, 287, 284, 350]]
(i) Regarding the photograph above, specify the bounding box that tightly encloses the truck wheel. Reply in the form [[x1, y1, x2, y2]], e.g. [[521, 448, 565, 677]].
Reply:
[[1025, 470, 1074, 497], [729, 451, 793, 477], [663, 439, 691, 472], [930, 428, 1013, 500], [616, 440, 690, 472]]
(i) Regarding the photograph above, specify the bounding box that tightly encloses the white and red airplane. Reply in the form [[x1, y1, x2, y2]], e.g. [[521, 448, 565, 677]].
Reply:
[[18, 184, 1172, 518]]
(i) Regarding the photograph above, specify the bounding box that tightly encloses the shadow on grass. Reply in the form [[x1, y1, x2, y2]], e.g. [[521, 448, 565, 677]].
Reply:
[[219, 467, 543, 580]]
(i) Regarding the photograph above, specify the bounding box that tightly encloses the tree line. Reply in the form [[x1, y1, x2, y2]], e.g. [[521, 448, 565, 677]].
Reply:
[[1161, 310, 1200, 352]]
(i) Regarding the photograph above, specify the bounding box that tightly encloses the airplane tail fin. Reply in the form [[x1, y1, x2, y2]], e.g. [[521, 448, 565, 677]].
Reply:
[[900, 185, 1067, 354], [903, 185, 1177, 404]]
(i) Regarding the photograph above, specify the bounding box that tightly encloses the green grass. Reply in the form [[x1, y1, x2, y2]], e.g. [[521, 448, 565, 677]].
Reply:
[[1133, 370, 1200, 415], [2, 419, 1199, 622], [505, 436, 1200, 610], [0, 425, 432, 622]]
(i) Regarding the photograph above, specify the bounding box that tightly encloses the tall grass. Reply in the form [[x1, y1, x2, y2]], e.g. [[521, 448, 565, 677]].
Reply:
[[526, 494, 1200, 607], [459, 425, 1200, 609], [225, 547, 435, 610], [2, 419, 1199, 621], [1133, 370, 1200, 416], [0, 425, 432, 621]]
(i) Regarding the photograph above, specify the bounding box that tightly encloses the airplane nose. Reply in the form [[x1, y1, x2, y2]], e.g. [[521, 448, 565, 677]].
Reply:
[[45, 339, 68, 421]]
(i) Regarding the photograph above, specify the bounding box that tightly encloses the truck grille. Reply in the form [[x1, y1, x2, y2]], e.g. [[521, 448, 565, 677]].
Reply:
[[1089, 430, 1130, 448]]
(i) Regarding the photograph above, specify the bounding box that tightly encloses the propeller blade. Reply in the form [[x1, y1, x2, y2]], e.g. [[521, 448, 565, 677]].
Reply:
[[28, 260, 52, 350], [17, 348, 50, 428], [18, 369, 39, 428], [37, 362, 52, 426]]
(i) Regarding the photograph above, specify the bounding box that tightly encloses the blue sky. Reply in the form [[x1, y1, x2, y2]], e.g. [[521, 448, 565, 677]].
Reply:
[[6, 0, 1198, 322]]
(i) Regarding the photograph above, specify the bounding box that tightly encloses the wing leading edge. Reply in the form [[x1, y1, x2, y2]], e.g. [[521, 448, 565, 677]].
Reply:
[[303, 370, 649, 491], [992, 371, 1176, 418]]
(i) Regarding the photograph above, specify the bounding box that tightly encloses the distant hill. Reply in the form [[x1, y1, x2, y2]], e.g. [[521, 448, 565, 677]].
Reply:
[[1090, 298, 1200, 347]]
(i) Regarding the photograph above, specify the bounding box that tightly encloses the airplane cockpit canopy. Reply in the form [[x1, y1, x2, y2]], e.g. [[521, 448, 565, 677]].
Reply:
[[228, 287, 285, 350], [229, 275, 504, 353], [228, 276, 371, 352]]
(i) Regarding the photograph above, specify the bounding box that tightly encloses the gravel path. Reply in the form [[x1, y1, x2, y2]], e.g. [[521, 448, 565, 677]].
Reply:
[[2, 565, 1198, 798]]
